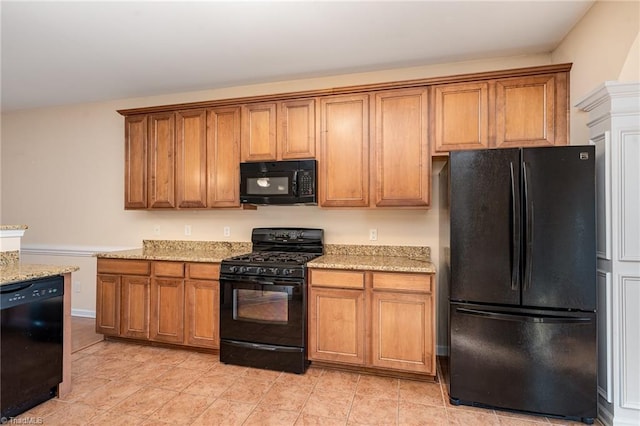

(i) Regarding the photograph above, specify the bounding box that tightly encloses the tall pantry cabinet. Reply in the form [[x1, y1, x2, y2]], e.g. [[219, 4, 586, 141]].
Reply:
[[576, 82, 640, 426]]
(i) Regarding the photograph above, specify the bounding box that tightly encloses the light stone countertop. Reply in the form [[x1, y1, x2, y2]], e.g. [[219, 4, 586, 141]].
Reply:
[[0, 224, 29, 231], [94, 240, 436, 274], [96, 247, 249, 263], [308, 244, 435, 274], [0, 263, 80, 286], [307, 254, 436, 273], [95, 240, 252, 263]]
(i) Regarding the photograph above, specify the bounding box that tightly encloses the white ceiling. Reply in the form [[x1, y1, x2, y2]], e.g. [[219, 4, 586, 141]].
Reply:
[[1, 0, 595, 112]]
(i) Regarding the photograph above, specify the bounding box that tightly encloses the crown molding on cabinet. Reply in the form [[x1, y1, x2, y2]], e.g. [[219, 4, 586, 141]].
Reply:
[[117, 63, 573, 116]]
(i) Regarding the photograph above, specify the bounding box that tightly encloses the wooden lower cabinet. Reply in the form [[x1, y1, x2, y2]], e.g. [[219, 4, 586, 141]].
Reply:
[[121, 276, 150, 339], [150, 278, 185, 344], [185, 279, 219, 348], [96, 274, 121, 336], [370, 291, 433, 373], [308, 268, 435, 376], [95, 258, 219, 349], [308, 287, 365, 365]]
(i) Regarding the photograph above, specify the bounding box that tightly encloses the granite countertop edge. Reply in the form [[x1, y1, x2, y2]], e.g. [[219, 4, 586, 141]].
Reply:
[[0, 264, 80, 286]]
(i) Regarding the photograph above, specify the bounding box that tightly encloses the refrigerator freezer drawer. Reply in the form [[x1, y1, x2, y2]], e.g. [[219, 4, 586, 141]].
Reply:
[[449, 303, 596, 422]]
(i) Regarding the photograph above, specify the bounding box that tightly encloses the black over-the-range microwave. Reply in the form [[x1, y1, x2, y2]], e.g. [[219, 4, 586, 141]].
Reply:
[[240, 160, 317, 205]]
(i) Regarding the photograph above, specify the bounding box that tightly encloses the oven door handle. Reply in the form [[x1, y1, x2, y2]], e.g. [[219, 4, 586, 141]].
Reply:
[[256, 279, 303, 287], [220, 275, 302, 286]]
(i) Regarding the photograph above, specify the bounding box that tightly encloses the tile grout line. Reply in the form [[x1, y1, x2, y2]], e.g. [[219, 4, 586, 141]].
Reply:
[[345, 373, 361, 425]]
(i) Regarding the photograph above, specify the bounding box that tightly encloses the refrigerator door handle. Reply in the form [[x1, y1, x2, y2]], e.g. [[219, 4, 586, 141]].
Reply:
[[455, 307, 593, 324], [509, 162, 520, 291], [523, 161, 534, 291]]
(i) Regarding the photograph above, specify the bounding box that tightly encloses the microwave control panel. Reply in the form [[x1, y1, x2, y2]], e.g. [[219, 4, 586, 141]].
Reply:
[[299, 171, 315, 195]]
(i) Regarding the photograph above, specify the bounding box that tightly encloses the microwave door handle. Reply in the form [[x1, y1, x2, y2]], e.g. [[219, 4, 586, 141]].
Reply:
[[292, 171, 298, 196]]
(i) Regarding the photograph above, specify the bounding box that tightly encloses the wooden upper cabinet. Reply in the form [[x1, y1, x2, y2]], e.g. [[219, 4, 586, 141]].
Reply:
[[148, 112, 176, 208], [176, 109, 207, 208], [241, 99, 316, 162], [241, 102, 277, 162], [432, 82, 489, 153], [278, 99, 316, 159], [374, 88, 430, 207], [495, 73, 567, 148], [319, 94, 370, 207], [124, 115, 148, 209], [119, 63, 571, 207], [430, 67, 569, 154], [207, 107, 241, 207]]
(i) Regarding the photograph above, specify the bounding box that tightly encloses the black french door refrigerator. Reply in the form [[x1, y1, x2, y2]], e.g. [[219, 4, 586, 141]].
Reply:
[[448, 146, 597, 424]]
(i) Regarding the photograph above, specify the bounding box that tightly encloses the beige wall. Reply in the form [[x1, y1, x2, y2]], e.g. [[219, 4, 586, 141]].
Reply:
[[0, 54, 550, 316], [1, 1, 638, 342], [552, 0, 640, 146]]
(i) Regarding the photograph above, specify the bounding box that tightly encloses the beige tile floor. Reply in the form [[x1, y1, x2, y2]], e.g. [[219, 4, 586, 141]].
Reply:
[[13, 320, 601, 425]]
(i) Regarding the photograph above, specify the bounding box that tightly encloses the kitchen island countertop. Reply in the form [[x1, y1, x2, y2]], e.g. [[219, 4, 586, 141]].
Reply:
[[0, 263, 79, 286]]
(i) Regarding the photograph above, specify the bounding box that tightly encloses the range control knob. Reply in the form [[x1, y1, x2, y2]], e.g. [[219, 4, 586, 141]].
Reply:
[[282, 269, 292, 276], [239, 266, 247, 274], [257, 267, 266, 274], [269, 267, 279, 275], [229, 266, 238, 273]]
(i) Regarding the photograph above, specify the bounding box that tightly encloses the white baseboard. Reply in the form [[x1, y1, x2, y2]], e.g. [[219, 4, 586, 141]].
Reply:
[[598, 402, 613, 426], [21, 244, 136, 257], [71, 309, 96, 318]]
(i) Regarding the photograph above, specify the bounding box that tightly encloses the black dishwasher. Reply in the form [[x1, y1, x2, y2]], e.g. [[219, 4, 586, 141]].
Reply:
[[1, 276, 64, 419]]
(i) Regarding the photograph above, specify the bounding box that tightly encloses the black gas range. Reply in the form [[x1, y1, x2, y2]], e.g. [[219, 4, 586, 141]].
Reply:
[[219, 228, 323, 374]]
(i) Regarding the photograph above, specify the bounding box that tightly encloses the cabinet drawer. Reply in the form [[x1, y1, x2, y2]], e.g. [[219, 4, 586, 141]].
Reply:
[[372, 272, 432, 293], [97, 259, 150, 275], [310, 269, 365, 289], [187, 263, 220, 280], [153, 261, 185, 278]]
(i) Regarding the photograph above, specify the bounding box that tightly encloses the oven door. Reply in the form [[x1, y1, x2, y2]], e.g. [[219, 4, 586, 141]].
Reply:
[[220, 275, 305, 348]]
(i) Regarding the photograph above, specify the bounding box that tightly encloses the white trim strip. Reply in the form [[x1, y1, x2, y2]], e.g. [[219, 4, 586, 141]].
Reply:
[[21, 244, 136, 257], [0, 230, 26, 238], [71, 309, 96, 319]]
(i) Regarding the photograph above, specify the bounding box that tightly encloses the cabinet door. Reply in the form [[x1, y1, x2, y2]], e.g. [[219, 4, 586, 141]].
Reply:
[[124, 115, 148, 209], [278, 99, 316, 159], [150, 278, 185, 344], [96, 274, 121, 336], [319, 94, 370, 207], [121, 275, 150, 339], [148, 112, 176, 208], [207, 107, 241, 207], [432, 82, 489, 153], [185, 279, 219, 348], [308, 287, 365, 365], [176, 109, 207, 208], [495, 74, 567, 148], [241, 102, 277, 162], [374, 88, 430, 207], [370, 291, 434, 374]]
